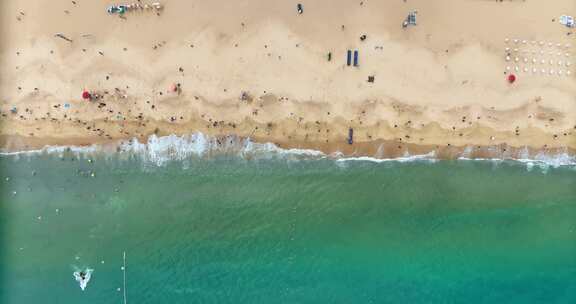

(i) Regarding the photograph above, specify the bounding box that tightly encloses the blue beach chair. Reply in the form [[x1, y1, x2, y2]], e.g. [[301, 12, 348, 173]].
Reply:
[[348, 128, 354, 145], [347, 50, 352, 66]]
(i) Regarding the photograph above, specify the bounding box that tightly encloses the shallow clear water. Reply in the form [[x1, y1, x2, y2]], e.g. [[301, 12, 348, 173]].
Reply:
[[1, 152, 575, 303]]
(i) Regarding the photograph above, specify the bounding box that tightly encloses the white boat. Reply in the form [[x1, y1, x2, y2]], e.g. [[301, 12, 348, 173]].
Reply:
[[73, 268, 93, 291]]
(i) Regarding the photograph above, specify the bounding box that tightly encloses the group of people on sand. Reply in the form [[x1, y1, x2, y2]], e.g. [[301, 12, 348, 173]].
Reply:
[[107, 2, 163, 15]]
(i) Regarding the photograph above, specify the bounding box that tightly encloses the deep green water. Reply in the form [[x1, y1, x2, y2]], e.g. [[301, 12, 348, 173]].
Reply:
[[0, 152, 575, 303]]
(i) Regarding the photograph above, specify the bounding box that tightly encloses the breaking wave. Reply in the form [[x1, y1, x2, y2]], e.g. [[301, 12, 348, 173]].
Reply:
[[0, 133, 574, 169]]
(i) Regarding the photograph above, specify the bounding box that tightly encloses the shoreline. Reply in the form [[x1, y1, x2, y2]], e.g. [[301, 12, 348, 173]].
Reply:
[[1, 132, 575, 168]]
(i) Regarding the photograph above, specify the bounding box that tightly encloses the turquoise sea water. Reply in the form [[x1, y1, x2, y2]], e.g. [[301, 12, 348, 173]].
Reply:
[[1, 150, 575, 303]]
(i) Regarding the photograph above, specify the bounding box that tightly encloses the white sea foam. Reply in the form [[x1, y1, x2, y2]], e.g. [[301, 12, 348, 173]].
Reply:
[[336, 151, 438, 163], [0, 133, 574, 169], [457, 152, 576, 170]]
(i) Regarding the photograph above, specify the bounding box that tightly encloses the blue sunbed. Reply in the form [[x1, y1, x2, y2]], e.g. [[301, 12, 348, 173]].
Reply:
[[347, 50, 352, 66]]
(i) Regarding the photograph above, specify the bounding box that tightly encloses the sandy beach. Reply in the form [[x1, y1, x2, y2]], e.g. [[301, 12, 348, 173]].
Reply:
[[0, 0, 575, 158]]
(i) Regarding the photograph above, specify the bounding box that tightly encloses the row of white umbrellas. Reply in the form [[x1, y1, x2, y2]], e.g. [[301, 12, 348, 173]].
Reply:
[[505, 48, 570, 57], [505, 56, 572, 67], [506, 66, 572, 76], [505, 38, 570, 49]]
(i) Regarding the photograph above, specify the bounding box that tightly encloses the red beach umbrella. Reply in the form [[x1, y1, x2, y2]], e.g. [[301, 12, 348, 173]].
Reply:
[[507, 74, 516, 83], [82, 91, 91, 100]]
